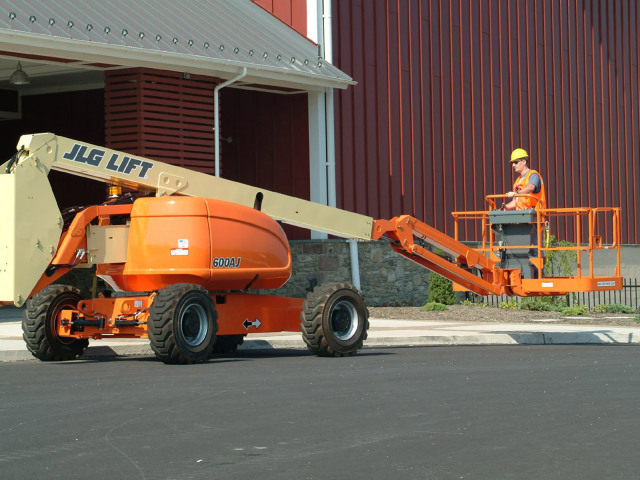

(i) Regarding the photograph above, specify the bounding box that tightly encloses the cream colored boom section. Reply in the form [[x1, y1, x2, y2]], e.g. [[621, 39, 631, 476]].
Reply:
[[18, 133, 374, 240]]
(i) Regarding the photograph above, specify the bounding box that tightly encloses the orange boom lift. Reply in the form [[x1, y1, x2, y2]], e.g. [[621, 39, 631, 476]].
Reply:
[[0, 134, 623, 363]]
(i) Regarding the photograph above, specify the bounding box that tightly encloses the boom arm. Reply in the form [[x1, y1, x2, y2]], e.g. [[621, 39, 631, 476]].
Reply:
[[14, 133, 375, 240], [372, 211, 623, 297], [0, 133, 375, 306], [372, 216, 510, 296]]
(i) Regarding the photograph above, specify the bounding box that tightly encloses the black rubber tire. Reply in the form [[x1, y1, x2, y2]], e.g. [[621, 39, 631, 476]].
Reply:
[[147, 284, 218, 364], [22, 285, 89, 361], [212, 335, 246, 355], [300, 283, 369, 357]]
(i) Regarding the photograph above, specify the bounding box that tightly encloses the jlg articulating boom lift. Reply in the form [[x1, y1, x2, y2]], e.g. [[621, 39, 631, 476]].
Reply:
[[0, 134, 623, 363]]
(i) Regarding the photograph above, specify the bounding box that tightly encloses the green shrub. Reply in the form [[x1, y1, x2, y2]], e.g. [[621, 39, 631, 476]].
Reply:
[[603, 304, 635, 314], [562, 305, 587, 316], [421, 301, 448, 312], [427, 273, 456, 305], [512, 296, 568, 312], [520, 298, 564, 312], [544, 235, 577, 277], [543, 234, 579, 304], [593, 304, 634, 314], [499, 300, 520, 309], [634, 314, 640, 323]]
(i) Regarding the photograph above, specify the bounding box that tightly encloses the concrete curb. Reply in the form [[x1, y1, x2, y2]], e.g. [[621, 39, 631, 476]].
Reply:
[[3, 330, 639, 363]]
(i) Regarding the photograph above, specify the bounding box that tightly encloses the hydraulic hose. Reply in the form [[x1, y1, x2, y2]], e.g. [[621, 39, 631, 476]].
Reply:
[[5, 147, 25, 173]]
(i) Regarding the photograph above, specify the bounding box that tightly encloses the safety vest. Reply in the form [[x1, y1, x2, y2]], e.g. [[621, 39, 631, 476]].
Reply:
[[513, 169, 546, 210]]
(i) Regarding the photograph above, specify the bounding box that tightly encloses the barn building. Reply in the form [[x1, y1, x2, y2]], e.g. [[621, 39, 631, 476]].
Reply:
[[0, 0, 638, 306]]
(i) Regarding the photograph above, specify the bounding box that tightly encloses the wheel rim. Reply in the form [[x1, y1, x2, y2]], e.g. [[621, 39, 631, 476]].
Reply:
[[49, 297, 78, 346], [329, 300, 358, 341], [180, 303, 208, 347]]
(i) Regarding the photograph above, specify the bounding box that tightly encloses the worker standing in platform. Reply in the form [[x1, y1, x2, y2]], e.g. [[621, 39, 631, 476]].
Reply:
[[503, 147, 547, 278], [503, 148, 546, 211]]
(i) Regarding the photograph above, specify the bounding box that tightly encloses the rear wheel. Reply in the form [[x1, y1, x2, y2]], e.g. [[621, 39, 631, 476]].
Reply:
[[147, 284, 218, 364], [300, 283, 369, 357], [22, 285, 89, 361]]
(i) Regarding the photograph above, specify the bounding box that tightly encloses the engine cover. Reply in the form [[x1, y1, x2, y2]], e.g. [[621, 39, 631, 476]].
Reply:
[[100, 196, 292, 292]]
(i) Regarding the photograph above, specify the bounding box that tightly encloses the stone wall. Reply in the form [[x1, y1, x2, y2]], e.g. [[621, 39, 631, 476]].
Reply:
[[258, 239, 432, 306]]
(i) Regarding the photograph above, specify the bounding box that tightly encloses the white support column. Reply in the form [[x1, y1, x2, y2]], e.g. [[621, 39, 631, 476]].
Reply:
[[307, 0, 359, 286], [307, 0, 328, 239], [308, 91, 328, 239]]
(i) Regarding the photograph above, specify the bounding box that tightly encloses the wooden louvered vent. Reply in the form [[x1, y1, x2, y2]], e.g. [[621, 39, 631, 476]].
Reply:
[[105, 68, 218, 174]]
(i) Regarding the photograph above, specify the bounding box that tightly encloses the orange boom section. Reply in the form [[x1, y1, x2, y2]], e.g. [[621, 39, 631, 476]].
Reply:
[[101, 196, 292, 292], [372, 195, 622, 298]]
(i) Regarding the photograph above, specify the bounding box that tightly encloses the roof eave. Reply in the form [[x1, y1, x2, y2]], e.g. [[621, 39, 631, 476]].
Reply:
[[0, 31, 356, 91]]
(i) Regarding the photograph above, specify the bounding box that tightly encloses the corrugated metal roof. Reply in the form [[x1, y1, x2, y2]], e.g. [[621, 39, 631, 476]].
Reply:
[[0, 0, 354, 90]]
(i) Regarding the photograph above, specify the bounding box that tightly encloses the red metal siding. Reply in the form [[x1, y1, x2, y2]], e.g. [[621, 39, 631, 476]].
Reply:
[[252, 0, 307, 37], [220, 88, 310, 240], [105, 68, 217, 174], [104, 67, 311, 239], [1, 90, 106, 210], [333, 0, 640, 244]]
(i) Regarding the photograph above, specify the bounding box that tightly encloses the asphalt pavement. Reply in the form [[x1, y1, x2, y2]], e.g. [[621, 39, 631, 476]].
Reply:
[[2, 305, 639, 362], [2, 345, 640, 479]]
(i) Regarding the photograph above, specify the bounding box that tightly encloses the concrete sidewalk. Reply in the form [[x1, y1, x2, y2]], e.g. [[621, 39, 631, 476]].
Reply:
[[1, 307, 639, 362]]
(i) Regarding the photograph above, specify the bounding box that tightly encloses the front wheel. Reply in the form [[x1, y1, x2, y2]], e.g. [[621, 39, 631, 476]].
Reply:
[[22, 285, 89, 361], [147, 284, 218, 364], [300, 283, 369, 357]]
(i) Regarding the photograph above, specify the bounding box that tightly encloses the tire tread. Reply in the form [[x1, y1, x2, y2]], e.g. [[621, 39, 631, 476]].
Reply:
[[300, 283, 369, 357], [147, 284, 217, 364], [22, 285, 88, 361]]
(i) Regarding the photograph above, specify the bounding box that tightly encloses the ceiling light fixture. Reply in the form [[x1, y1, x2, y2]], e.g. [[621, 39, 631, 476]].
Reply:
[[9, 61, 29, 85]]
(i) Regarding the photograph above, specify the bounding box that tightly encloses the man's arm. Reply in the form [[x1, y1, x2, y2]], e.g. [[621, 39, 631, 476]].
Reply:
[[508, 183, 537, 196], [504, 177, 538, 210]]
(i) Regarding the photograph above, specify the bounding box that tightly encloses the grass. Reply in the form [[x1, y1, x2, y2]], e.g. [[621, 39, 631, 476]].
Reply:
[[461, 300, 488, 307]]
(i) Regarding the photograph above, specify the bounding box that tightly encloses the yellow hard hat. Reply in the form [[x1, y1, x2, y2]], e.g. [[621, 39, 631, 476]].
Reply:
[[510, 148, 528, 163]]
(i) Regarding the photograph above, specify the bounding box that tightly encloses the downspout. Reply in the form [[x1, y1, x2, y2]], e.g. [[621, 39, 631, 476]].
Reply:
[[214, 67, 247, 177], [321, 0, 361, 290], [348, 239, 361, 290]]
